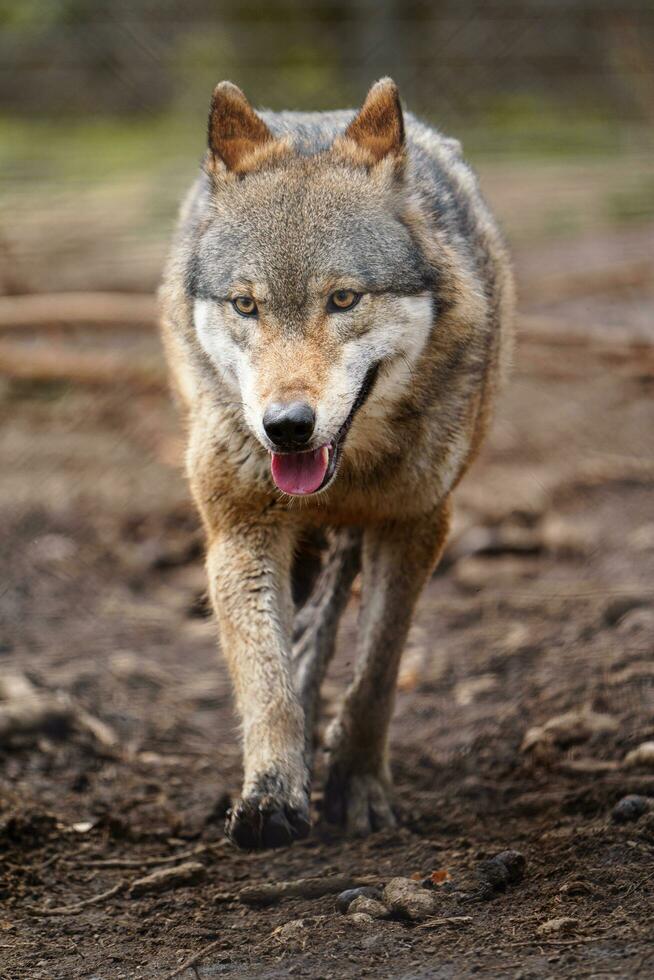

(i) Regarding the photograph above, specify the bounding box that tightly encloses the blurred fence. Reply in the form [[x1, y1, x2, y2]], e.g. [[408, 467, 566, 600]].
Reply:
[[1, 0, 653, 122], [0, 0, 653, 299]]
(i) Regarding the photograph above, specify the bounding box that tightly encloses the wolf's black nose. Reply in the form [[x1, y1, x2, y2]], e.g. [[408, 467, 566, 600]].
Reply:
[[263, 401, 315, 449]]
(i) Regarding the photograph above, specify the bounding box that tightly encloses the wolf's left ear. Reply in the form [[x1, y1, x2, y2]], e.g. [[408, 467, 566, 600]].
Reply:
[[207, 81, 274, 173], [339, 77, 405, 166]]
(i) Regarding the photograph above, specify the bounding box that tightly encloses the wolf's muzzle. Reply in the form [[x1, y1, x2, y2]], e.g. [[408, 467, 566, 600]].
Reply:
[[267, 363, 381, 496], [263, 400, 315, 451]]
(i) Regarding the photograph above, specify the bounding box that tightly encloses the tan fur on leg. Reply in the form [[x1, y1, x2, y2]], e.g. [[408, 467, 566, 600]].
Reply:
[[205, 521, 310, 848]]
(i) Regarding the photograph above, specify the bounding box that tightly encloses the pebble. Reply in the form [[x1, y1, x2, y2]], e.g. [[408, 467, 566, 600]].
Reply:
[[347, 912, 375, 929], [476, 850, 526, 898], [559, 879, 594, 897], [541, 515, 591, 556], [494, 850, 527, 884], [336, 886, 383, 913], [616, 608, 654, 636], [28, 534, 77, 563], [272, 919, 307, 945], [522, 707, 617, 755], [603, 595, 649, 627], [611, 794, 651, 823], [455, 674, 497, 706], [383, 877, 436, 921], [537, 916, 578, 936], [348, 895, 390, 919], [623, 742, 654, 770]]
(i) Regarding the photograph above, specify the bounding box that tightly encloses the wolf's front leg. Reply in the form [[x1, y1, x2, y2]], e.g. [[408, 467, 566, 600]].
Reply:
[[324, 501, 451, 836], [206, 521, 310, 849]]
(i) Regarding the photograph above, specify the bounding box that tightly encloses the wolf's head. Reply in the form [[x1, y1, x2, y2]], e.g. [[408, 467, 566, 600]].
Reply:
[[189, 79, 436, 496]]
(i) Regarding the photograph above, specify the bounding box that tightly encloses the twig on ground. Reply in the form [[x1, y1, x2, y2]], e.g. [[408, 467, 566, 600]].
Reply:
[[24, 881, 129, 917], [37, 853, 62, 872], [238, 874, 377, 906], [72, 701, 119, 748], [163, 939, 222, 980], [417, 916, 473, 929], [508, 936, 604, 948], [128, 861, 206, 897]]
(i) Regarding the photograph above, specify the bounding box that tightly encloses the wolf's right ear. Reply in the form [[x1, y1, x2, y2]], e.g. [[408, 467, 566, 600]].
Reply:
[[336, 77, 405, 168], [207, 81, 274, 173]]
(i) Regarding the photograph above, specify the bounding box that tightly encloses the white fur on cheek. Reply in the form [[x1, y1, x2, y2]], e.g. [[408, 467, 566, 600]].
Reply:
[[193, 300, 270, 444], [395, 294, 433, 360], [193, 298, 240, 393], [313, 292, 434, 445], [365, 293, 433, 414]]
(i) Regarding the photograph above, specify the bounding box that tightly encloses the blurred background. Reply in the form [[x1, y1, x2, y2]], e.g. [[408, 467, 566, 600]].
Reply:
[[1, 4, 654, 977], [0, 0, 653, 293]]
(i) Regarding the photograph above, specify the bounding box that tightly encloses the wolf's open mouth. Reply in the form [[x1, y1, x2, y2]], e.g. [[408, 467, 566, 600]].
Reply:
[[269, 362, 380, 496]]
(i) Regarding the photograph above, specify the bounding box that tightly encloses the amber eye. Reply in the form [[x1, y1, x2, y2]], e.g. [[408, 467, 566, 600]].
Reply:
[[232, 295, 258, 317], [328, 289, 361, 313]]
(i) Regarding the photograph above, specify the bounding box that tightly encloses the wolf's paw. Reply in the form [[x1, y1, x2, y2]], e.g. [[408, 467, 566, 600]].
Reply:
[[225, 792, 310, 850], [323, 762, 396, 837]]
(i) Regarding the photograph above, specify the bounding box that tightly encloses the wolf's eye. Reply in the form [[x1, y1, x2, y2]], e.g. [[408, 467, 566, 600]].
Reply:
[[328, 289, 361, 313], [232, 296, 258, 317]]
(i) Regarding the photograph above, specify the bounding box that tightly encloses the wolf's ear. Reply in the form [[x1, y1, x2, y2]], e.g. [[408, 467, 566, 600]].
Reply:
[[207, 81, 273, 173], [341, 77, 405, 165]]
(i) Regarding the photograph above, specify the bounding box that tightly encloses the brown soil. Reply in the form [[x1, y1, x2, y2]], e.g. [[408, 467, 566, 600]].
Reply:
[[1, 226, 653, 979]]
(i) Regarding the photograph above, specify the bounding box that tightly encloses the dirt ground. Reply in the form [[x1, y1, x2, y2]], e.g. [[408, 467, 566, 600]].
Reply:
[[1, 217, 653, 978]]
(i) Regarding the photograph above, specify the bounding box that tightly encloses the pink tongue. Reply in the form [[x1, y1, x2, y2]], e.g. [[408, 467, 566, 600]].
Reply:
[[271, 446, 330, 495]]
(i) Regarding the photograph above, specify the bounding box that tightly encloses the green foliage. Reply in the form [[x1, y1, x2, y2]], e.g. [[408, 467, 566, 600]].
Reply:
[[0, 114, 204, 180], [607, 175, 654, 224]]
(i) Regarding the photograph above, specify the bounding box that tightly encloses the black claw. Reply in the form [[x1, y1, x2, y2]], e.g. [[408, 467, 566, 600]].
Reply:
[[290, 810, 311, 840], [224, 798, 310, 851], [225, 805, 259, 849], [262, 810, 293, 849]]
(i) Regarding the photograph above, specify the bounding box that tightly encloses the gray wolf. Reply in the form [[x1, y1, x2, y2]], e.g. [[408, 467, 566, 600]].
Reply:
[[159, 78, 514, 849]]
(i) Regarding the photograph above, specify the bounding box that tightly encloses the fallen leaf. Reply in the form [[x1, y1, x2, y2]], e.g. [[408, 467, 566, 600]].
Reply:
[[429, 869, 451, 885]]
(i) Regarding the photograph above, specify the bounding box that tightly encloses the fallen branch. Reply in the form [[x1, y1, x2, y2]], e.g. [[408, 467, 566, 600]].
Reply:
[[520, 316, 654, 352], [417, 916, 473, 929], [129, 861, 206, 897], [0, 672, 119, 749], [0, 342, 166, 391], [25, 862, 209, 917], [521, 257, 654, 305], [0, 292, 156, 332], [0, 689, 72, 742], [2, 311, 650, 394], [163, 939, 222, 980], [24, 880, 128, 917], [508, 936, 605, 948], [239, 874, 377, 907]]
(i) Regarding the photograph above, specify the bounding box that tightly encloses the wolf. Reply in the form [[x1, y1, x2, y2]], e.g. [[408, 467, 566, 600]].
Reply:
[[159, 78, 514, 849]]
